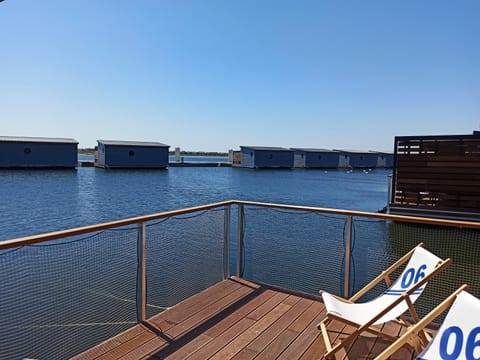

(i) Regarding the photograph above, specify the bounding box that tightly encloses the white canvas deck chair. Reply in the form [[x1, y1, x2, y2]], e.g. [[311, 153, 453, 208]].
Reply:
[[375, 284, 477, 360], [317, 243, 451, 359]]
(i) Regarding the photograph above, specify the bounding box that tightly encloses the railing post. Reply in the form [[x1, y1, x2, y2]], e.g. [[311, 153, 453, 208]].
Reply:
[[137, 222, 147, 322], [237, 204, 244, 277], [344, 216, 353, 298], [224, 205, 231, 279]]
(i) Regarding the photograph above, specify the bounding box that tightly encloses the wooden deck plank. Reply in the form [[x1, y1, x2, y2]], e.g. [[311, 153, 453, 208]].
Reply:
[[208, 301, 293, 359], [203, 288, 278, 338], [246, 291, 290, 321], [72, 324, 160, 360], [183, 318, 256, 360], [162, 291, 278, 359], [253, 329, 300, 360], [96, 327, 163, 360], [300, 321, 357, 360], [365, 321, 405, 358], [151, 278, 247, 326], [73, 278, 422, 360], [238, 296, 312, 359], [275, 302, 326, 360], [164, 285, 255, 339], [161, 334, 212, 360], [157, 286, 277, 359]]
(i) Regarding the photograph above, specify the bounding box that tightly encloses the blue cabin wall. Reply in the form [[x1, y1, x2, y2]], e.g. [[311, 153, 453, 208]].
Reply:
[[347, 153, 378, 168], [375, 153, 394, 168], [254, 150, 293, 168], [240, 147, 294, 168], [0, 141, 77, 168], [384, 154, 394, 167], [294, 150, 340, 168], [100, 144, 169, 168], [240, 148, 256, 168], [305, 152, 340, 168]]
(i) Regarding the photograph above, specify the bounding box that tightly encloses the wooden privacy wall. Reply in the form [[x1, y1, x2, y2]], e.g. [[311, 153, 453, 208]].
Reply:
[[392, 136, 480, 214]]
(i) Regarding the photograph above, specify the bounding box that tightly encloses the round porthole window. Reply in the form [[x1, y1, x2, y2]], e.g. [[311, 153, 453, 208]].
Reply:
[[129, 150, 135, 157], [24, 147, 32, 155]]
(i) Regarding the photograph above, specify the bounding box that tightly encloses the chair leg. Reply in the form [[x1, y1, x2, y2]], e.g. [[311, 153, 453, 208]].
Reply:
[[320, 320, 354, 360], [319, 320, 333, 353]]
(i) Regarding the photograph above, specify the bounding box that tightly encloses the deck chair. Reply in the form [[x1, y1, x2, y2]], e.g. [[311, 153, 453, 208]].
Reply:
[[375, 284, 476, 360], [317, 243, 451, 359]]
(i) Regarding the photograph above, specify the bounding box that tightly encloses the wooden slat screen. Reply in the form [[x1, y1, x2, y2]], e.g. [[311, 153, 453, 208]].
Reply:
[[393, 137, 480, 213]]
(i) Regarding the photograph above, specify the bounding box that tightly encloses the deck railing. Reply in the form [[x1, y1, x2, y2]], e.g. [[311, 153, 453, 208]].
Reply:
[[1, 200, 480, 359]]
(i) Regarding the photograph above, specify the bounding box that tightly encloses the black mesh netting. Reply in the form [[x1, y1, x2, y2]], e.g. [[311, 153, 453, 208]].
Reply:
[[0, 208, 227, 359]]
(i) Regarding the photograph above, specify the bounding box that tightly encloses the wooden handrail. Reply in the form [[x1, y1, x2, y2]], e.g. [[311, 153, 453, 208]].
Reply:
[[0, 200, 233, 250], [2, 199, 480, 250], [232, 200, 480, 229]]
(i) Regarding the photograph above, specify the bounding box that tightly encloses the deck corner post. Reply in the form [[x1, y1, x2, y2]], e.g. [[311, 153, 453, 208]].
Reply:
[[224, 204, 231, 279], [137, 222, 147, 322], [237, 203, 245, 277], [344, 215, 353, 298]]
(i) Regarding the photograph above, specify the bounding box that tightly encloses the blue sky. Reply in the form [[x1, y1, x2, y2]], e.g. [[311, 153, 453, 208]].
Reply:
[[1, 1, 479, 152]]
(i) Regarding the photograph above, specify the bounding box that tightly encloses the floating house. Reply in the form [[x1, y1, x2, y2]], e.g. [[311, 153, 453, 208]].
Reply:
[[238, 146, 294, 169], [375, 152, 394, 168], [388, 133, 480, 221], [96, 140, 169, 169], [0, 136, 78, 169], [336, 150, 379, 169], [291, 148, 341, 168]]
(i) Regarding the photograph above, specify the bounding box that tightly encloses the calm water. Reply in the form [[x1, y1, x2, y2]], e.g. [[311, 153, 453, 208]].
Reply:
[[0, 166, 390, 241]]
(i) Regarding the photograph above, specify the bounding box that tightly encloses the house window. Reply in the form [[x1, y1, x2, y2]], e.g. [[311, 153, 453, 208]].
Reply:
[[250, 152, 253, 157], [360, 156, 363, 160], [318, 155, 322, 160], [129, 150, 135, 157], [269, 154, 273, 159], [301, 153, 304, 159], [24, 147, 32, 155]]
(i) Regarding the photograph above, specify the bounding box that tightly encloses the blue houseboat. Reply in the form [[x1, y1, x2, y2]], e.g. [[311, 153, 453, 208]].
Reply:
[[96, 140, 170, 169], [238, 146, 294, 169], [0, 136, 78, 169], [336, 150, 379, 169], [292, 148, 341, 168], [376, 152, 394, 168]]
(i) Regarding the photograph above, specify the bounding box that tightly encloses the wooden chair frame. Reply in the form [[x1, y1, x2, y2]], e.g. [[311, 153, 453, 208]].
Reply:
[[317, 243, 452, 359], [374, 284, 469, 360]]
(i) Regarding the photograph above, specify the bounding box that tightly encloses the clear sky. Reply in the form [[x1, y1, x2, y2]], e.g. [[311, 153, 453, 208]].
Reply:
[[1, 1, 479, 152]]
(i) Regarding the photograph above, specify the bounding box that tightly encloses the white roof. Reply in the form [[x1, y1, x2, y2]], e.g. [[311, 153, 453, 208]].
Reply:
[[291, 148, 340, 153], [240, 146, 293, 151], [97, 140, 169, 147], [0, 136, 78, 144]]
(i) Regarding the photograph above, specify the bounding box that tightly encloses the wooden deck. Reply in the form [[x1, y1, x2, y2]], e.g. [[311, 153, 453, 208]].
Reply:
[[73, 277, 415, 360]]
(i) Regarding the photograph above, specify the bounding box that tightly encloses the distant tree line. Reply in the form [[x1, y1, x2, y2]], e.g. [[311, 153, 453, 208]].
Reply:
[[78, 148, 95, 155]]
